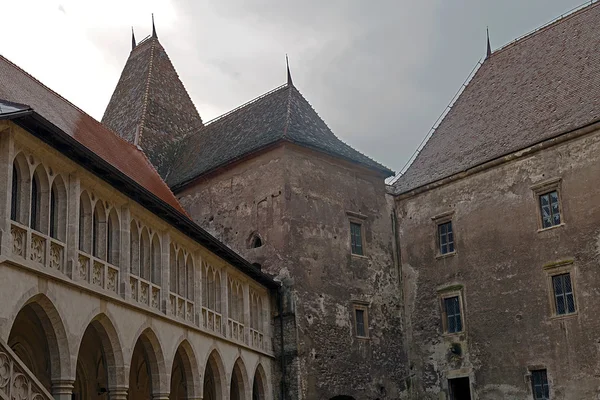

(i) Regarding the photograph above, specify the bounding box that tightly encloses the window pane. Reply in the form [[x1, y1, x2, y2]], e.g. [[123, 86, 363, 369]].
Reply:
[[351, 222, 363, 255], [444, 296, 462, 333], [531, 370, 549, 400], [355, 309, 365, 337], [439, 222, 454, 254]]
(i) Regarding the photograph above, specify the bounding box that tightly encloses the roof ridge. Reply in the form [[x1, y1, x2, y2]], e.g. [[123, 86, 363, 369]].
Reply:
[[153, 40, 203, 127], [290, 86, 394, 173], [492, 0, 600, 57], [202, 83, 288, 126], [282, 83, 293, 137], [137, 39, 156, 146]]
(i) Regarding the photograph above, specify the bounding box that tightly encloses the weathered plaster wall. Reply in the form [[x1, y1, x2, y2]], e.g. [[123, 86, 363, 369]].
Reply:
[[396, 128, 600, 399], [177, 143, 408, 399]]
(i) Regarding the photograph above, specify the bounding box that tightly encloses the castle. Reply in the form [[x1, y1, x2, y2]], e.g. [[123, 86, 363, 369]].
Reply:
[[0, 2, 599, 400]]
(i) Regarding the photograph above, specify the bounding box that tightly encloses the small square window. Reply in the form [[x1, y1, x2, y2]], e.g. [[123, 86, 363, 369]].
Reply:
[[530, 369, 549, 400], [350, 222, 363, 256], [539, 190, 561, 229], [552, 273, 575, 315], [352, 303, 369, 338], [438, 221, 454, 255], [444, 296, 462, 333]]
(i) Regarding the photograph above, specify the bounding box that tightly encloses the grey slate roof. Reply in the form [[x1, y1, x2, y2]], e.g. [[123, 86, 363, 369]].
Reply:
[[166, 83, 394, 188], [393, 2, 600, 194], [102, 35, 203, 178]]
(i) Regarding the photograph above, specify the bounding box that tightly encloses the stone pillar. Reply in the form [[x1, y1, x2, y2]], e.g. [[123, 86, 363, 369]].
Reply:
[[51, 379, 74, 400], [65, 173, 80, 279], [152, 393, 170, 400], [243, 282, 250, 344], [0, 124, 14, 256], [120, 205, 131, 299], [194, 251, 203, 326], [108, 386, 128, 400], [222, 270, 229, 336], [162, 232, 171, 314]]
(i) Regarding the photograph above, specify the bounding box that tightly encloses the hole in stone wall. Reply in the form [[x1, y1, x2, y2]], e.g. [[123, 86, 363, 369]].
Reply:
[[250, 234, 263, 248]]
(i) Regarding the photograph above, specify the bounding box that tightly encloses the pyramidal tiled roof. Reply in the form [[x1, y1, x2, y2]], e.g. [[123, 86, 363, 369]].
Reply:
[[166, 83, 394, 188], [102, 34, 203, 178], [0, 54, 186, 214], [394, 2, 600, 194]]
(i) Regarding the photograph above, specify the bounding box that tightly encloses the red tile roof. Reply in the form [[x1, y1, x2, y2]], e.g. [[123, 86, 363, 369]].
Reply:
[[0, 54, 186, 214]]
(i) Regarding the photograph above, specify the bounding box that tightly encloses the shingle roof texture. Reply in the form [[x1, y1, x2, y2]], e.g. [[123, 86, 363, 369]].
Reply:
[[167, 84, 393, 187], [0, 54, 186, 214], [393, 3, 600, 194], [102, 36, 203, 178]]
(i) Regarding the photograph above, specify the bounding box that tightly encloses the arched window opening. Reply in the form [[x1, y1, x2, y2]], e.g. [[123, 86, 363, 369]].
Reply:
[[151, 235, 161, 285], [140, 228, 151, 280], [30, 165, 49, 234], [258, 297, 264, 332], [186, 256, 194, 301], [107, 208, 119, 266], [11, 163, 20, 221], [203, 263, 222, 313], [30, 173, 40, 231], [130, 220, 140, 275], [215, 271, 222, 313], [49, 177, 67, 242], [79, 192, 92, 253], [170, 245, 177, 293], [92, 203, 107, 260], [177, 249, 185, 297], [250, 234, 262, 249]]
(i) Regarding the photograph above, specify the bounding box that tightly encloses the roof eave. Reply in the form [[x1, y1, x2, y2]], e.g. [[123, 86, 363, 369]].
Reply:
[[10, 112, 280, 290]]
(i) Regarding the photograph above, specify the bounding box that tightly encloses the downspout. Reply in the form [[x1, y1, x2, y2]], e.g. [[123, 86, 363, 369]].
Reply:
[[278, 286, 286, 400]]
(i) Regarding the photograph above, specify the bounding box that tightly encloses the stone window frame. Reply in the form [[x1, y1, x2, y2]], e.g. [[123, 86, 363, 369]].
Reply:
[[432, 211, 456, 259], [525, 365, 551, 400], [437, 284, 466, 336], [346, 211, 367, 258], [531, 177, 564, 232], [351, 301, 370, 339], [543, 260, 578, 320]]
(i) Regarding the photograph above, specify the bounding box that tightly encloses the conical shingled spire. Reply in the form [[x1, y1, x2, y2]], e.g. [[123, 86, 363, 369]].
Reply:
[[131, 27, 136, 51], [486, 27, 492, 59], [152, 14, 157, 38], [286, 54, 293, 86]]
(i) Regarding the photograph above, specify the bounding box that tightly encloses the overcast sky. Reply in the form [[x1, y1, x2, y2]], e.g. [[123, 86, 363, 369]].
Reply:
[[1, 0, 587, 174]]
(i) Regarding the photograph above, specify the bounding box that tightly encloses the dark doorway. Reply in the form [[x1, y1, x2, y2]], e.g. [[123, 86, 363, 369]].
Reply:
[[449, 377, 471, 400]]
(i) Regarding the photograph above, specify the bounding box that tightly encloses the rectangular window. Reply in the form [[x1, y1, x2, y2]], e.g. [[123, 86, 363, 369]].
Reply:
[[350, 222, 363, 256], [353, 304, 369, 338], [444, 296, 462, 333], [539, 190, 561, 229], [438, 221, 454, 254], [531, 369, 549, 400], [552, 273, 575, 315]]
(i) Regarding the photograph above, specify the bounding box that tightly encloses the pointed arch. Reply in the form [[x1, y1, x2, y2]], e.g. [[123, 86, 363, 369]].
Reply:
[[151, 233, 161, 285], [73, 312, 125, 396], [170, 244, 177, 293], [202, 349, 227, 400], [230, 356, 250, 400], [129, 328, 168, 398], [185, 254, 194, 301], [252, 363, 269, 400], [248, 232, 263, 249], [11, 152, 30, 224], [107, 207, 120, 266], [30, 164, 49, 233], [49, 175, 67, 242], [7, 293, 71, 391], [140, 227, 151, 280], [169, 339, 200, 400], [93, 201, 107, 259], [130, 220, 140, 275], [177, 248, 185, 296], [79, 191, 92, 253]]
